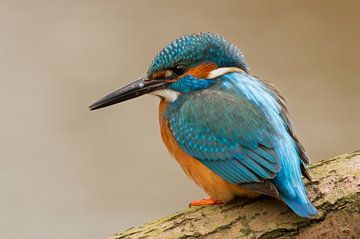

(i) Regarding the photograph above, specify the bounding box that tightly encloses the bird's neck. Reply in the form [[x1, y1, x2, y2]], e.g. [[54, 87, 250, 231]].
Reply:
[[158, 99, 173, 151], [158, 99, 169, 124]]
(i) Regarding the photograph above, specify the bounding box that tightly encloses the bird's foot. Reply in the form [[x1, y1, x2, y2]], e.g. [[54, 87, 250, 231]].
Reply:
[[189, 198, 223, 207]]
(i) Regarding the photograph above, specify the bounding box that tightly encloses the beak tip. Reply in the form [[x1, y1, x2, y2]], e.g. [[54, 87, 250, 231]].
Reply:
[[89, 103, 101, 111]]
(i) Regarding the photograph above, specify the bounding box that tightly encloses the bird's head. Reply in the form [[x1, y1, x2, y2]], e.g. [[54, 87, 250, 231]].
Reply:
[[90, 32, 248, 110]]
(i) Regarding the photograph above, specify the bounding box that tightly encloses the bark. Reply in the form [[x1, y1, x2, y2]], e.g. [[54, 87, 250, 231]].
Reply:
[[111, 150, 360, 239]]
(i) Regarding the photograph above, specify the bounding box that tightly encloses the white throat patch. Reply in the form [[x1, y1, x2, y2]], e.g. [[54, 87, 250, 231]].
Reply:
[[151, 89, 181, 102], [207, 67, 244, 79]]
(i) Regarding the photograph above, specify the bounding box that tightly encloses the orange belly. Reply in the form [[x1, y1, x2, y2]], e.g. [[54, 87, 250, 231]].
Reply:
[[158, 99, 259, 202]]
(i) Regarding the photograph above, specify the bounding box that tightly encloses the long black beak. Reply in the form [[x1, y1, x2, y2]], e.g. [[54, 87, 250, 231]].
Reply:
[[89, 76, 168, 110]]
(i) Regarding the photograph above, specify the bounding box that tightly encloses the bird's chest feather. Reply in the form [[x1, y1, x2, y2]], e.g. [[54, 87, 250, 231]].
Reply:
[[158, 99, 258, 202]]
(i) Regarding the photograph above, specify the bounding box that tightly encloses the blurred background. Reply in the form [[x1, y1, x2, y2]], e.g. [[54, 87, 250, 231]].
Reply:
[[1, 0, 359, 238]]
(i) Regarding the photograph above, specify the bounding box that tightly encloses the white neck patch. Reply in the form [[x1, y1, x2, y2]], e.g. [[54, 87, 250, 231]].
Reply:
[[151, 89, 181, 102], [207, 67, 244, 79]]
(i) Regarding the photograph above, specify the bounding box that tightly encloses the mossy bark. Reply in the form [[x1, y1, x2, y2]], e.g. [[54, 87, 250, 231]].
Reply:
[[111, 151, 360, 239]]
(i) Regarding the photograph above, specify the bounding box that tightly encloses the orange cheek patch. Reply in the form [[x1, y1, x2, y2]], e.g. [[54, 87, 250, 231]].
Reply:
[[186, 62, 218, 79]]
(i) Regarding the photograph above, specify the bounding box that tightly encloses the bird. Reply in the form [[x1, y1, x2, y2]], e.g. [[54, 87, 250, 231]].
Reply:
[[90, 32, 317, 218]]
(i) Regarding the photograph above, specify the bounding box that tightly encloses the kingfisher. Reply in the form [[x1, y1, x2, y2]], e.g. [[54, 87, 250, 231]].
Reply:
[[90, 33, 317, 217]]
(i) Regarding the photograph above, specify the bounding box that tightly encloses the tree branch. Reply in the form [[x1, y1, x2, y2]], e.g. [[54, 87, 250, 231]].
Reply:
[[111, 150, 360, 239]]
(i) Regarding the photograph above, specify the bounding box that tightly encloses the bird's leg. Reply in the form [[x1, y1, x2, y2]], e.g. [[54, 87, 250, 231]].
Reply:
[[189, 198, 224, 207]]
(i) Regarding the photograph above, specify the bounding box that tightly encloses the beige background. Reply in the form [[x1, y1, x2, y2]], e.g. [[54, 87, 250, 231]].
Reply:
[[1, 1, 359, 238]]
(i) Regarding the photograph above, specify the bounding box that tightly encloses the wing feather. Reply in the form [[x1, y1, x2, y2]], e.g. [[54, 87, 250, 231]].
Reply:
[[165, 81, 281, 195]]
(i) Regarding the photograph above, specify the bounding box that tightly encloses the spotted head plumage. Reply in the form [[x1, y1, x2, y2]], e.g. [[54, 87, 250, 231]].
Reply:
[[148, 32, 249, 76]]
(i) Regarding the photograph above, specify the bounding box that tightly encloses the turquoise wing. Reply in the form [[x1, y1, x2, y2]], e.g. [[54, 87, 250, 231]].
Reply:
[[165, 86, 281, 196]]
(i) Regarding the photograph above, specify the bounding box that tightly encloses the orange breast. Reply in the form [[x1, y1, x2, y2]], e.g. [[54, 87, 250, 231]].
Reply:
[[158, 99, 259, 202]]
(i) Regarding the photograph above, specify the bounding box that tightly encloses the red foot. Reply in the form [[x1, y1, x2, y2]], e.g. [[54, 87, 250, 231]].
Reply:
[[189, 198, 224, 207]]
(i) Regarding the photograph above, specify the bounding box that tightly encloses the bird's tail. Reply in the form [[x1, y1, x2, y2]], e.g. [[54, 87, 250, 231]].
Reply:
[[279, 191, 318, 218], [272, 166, 317, 218]]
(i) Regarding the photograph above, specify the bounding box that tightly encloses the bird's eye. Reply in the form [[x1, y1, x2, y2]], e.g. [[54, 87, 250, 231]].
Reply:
[[172, 64, 187, 75]]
